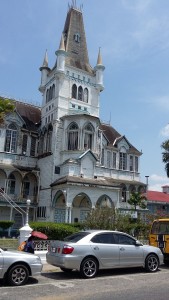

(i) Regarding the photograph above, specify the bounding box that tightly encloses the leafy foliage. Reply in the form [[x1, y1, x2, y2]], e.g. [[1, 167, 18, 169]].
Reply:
[[0, 97, 15, 124], [0, 221, 14, 230], [161, 139, 169, 177], [30, 222, 78, 240], [128, 192, 147, 210]]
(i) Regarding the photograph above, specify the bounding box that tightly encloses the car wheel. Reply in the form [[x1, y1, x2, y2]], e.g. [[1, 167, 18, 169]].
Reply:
[[7, 264, 29, 286], [80, 257, 98, 279], [60, 267, 73, 273], [145, 254, 159, 272]]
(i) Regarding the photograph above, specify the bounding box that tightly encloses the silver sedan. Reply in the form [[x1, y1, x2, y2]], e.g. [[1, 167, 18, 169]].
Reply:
[[0, 248, 43, 286], [46, 230, 164, 279]]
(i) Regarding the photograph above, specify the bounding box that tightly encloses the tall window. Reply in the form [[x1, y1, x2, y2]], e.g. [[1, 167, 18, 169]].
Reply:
[[8, 174, 16, 194], [30, 136, 36, 156], [130, 155, 133, 171], [135, 157, 138, 172], [46, 125, 53, 152], [78, 86, 83, 100], [72, 84, 77, 99], [68, 123, 79, 150], [83, 88, 88, 103], [23, 176, 30, 197], [101, 148, 104, 165], [83, 123, 93, 150], [22, 134, 28, 154], [113, 152, 116, 169], [119, 152, 127, 170], [107, 151, 112, 168], [5, 124, 17, 153]]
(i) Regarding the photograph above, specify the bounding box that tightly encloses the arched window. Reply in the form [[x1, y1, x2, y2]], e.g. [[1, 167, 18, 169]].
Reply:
[[46, 90, 49, 103], [83, 88, 88, 103], [46, 124, 53, 152], [78, 86, 83, 101], [83, 123, 94, 150], [52, 84, 55, 99], [49, 87, 52, 101], [8, 174, 16, 194], [72, 84, 77, 99], [5, 123, 17, 153], [23, 175, 30, 197], [68, 122, 79, 150]]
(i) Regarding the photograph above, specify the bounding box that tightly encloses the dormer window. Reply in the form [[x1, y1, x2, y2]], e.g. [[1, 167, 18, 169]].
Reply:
[[74, 33, 81, 43], [5, 123, 17, 153]]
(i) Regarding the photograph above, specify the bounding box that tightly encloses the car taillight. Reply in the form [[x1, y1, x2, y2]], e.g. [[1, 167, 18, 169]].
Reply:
[[62, 245, 74, 254]]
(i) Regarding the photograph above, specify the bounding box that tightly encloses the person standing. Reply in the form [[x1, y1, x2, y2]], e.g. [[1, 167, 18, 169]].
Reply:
[[24, 236, 35, 254]]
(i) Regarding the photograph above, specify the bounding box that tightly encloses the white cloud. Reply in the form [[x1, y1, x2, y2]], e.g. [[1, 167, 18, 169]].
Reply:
[[121, 0, 152, 12], [160, 124, 169, 137], [148, 174, 169, 191]]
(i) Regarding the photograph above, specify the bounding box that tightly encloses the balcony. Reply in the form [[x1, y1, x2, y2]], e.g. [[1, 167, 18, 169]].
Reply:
[[0, 152, 38, 169]]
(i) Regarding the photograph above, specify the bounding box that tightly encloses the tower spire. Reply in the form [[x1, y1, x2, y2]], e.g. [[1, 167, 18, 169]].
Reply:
[[97, 47, 103, 65], [59, 34, 65, 51]]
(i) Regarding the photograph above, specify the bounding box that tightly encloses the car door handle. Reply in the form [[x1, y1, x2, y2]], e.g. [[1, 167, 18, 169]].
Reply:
[[120, 247, 125, 251]]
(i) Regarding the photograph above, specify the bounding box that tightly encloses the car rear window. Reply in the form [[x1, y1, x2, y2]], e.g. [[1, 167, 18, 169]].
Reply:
[[64, 232, 90, 242]]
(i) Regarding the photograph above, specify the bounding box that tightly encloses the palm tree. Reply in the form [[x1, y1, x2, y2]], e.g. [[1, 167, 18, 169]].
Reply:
[[0, 97, 15, 124], [128, 192, 147, 211], [161, 140, 169, 177]]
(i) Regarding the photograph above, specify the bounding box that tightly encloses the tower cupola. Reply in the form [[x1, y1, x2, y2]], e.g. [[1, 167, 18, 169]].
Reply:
[[39, 50, 50, 93], [55, 34, 67, 73], [94, 48, 105, 91]]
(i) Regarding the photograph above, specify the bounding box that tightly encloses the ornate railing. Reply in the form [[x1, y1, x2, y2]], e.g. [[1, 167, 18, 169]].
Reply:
[[34, 240, 51, 251]]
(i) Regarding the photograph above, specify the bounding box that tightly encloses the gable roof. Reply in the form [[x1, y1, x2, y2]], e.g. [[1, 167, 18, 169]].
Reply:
[[146, 191, 169, 203], [100, 123, 141, 155], [78, 149, 98, 161], [2, 97, 41, 132]]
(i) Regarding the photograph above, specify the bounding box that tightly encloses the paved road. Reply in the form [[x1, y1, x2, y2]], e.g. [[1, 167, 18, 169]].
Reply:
[[1, 264, 169, 300]]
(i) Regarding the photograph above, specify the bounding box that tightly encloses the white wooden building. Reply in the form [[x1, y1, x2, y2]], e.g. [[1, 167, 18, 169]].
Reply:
[[0, 4, 145, 232]]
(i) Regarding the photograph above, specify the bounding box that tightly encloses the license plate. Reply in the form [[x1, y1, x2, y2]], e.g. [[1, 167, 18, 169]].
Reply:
[[52, 247, 56, 253]]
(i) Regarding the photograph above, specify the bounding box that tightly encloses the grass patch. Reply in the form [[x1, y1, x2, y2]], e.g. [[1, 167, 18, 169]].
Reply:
[[0, 238, 18, 250]]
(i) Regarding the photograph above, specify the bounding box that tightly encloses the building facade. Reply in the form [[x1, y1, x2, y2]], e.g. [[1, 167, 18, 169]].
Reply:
[[0, 4, 145, 232]]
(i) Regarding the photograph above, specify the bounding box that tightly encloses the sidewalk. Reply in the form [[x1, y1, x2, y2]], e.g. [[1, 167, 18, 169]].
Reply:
[[42, 262, 59, 273], [34, 250, 60, 273]]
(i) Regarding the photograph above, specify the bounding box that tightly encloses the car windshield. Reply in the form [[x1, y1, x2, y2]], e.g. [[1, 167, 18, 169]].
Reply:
[[64, 231, 90, 242], [151, 221, 169, 234]]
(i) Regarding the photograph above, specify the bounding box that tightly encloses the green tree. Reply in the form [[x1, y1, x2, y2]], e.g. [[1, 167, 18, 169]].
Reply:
[[128, 192, 147, 211], [83, 207, 116, 230], [161, 139, 169, 177], [0, 97, 15, 124]]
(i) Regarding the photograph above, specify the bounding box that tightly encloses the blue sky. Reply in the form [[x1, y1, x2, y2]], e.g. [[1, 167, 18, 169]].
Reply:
[[1, 0, 169, 191]]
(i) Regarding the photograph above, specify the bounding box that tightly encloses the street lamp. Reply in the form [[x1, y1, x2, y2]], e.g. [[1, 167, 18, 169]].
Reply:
[[145, 176, 149, 193], [25, 199, 31, 226]]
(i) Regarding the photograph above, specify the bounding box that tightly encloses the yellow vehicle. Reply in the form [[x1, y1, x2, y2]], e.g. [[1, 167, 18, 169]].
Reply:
[[149, 218, 169, 264]]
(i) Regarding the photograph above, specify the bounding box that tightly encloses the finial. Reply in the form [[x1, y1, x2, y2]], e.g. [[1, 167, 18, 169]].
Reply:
[[42, 49, 48, 67], [59, 34, 65, 51], [97, 47, 103, 65]]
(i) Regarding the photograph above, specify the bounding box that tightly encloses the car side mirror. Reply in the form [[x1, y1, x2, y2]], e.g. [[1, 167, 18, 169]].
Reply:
[[135, 240, 143, 246]]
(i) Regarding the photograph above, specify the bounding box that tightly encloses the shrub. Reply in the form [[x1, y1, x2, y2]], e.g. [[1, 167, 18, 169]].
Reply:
[[30, 222, 79, 240]]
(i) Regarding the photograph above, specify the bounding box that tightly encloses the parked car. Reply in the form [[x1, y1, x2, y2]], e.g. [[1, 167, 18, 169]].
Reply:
[[46, 230, 163, 279], [0, 247, 43, 286]]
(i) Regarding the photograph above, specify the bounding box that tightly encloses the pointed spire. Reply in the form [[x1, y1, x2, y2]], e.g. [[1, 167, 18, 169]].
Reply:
[[97, 47, 103, 65], [42, 49, 48, 67], [59, 34, 65, 51]]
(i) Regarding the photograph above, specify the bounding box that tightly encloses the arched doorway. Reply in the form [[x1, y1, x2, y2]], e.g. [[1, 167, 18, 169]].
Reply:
[[72, 193, 92, 223]]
